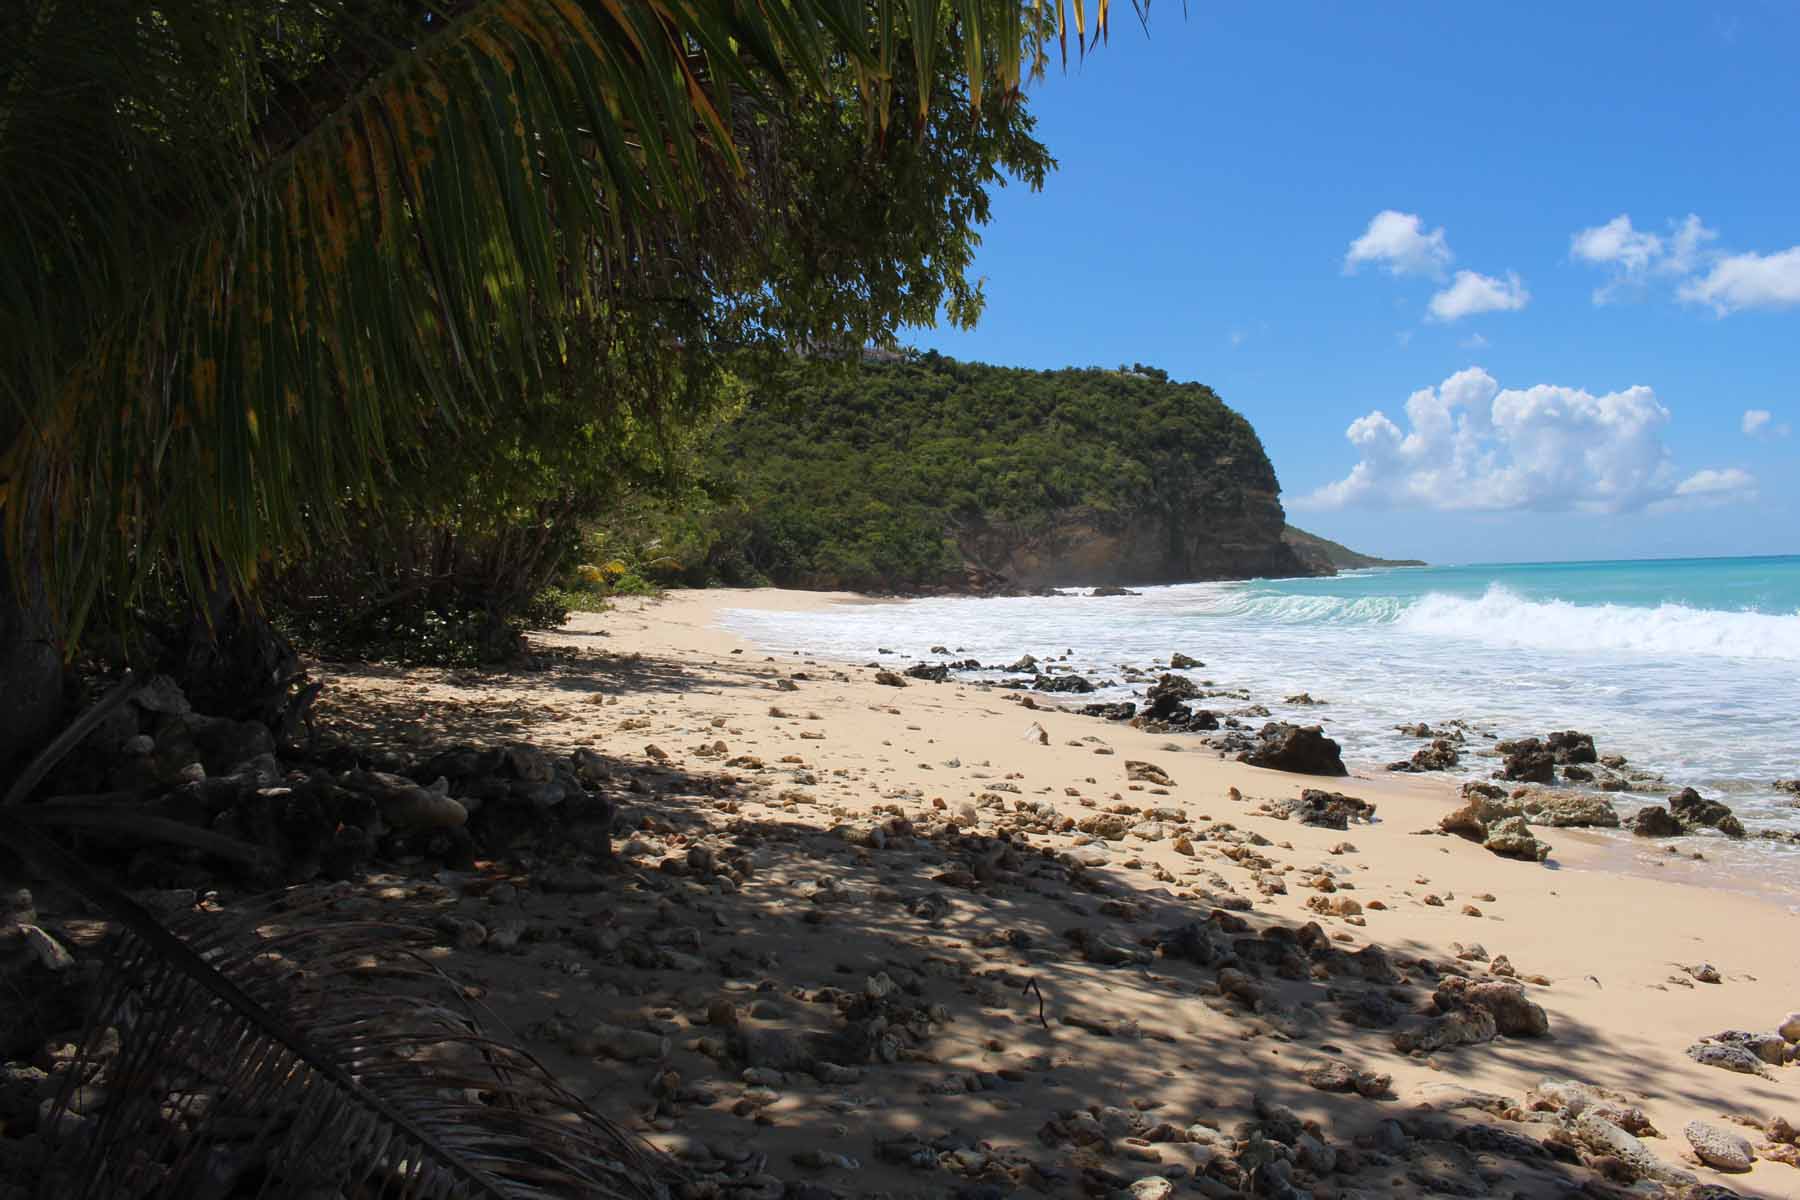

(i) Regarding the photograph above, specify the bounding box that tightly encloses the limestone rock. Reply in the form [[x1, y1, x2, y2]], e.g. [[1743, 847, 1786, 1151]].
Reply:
[[1482, 815, 1550, 862], [1683, 1120, 1754, 1172]]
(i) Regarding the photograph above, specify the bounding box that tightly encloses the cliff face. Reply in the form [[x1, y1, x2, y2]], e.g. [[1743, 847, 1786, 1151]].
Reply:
[[957, 490, 1311, 588]]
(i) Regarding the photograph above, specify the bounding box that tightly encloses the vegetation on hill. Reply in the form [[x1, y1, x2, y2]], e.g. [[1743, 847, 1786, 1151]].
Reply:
[[592, 355, 1302, 593], [1282, 525, 1427, 573]]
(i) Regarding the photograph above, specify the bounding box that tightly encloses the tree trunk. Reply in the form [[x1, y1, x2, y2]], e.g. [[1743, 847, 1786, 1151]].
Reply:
[[0, 528, 67, 776]]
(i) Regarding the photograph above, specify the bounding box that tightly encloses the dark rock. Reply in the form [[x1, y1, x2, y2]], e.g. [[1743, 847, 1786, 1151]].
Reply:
[[1077, 702, 1137, 721], [1142, 673, 1201, 721], [904, 663, 950, 682], [1632, 805, 1682, 837], [1266, 789, 1375, 830], [1497, 738, 1556, 783], [1669, 788, 1745, 838], [1089, 586, 1139, 597], [1389, 738, 1460, 772], [1562, 764, 1594, 782], [1169, 652, 1203, 669], [873, 670, 907, 687], [1032, 673, 1096, 694], [1004, 655, 1039, 674], [1239, 723, 1347, 776], [1545, 730, 1598, 764]]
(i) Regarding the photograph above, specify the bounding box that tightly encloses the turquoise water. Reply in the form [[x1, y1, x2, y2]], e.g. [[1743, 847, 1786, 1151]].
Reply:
[[720, 555, 1800, 874], [1263, 555, 1800, 618]]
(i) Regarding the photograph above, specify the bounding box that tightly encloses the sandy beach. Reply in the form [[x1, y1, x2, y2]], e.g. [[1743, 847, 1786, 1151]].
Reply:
[[315, 587, 1800, 1198]]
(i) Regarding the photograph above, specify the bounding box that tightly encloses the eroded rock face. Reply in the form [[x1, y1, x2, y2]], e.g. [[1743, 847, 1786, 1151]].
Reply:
[[1239, 723, 1347, 776], [956, 490, 1316, 591]]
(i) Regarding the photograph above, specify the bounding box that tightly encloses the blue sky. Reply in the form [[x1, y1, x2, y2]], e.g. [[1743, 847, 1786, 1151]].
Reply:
[[909, 4, 1799, 564]]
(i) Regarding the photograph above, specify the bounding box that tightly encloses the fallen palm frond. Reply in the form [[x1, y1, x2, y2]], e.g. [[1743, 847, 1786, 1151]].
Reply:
[[13, 819, 670, 1199]]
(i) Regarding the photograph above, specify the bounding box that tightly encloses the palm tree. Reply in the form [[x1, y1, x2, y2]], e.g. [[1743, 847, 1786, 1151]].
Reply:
[[0, 0, 1130, 768]]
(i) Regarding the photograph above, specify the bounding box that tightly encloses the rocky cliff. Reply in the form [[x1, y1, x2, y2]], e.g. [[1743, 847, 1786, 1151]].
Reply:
[[637, 353, 1324, 592]]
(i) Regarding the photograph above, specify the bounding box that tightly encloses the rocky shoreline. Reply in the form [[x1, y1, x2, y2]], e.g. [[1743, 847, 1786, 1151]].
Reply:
[[4, 589, 1798, 1199]]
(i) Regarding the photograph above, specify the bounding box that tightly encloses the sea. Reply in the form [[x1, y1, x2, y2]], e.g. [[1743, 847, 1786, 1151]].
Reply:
[[718, 555, 1800, 878]]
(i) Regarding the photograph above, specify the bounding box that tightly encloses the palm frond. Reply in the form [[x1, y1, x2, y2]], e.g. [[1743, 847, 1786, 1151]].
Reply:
[[1, 1, 1136, 650], [12, 818, 669, 1199]]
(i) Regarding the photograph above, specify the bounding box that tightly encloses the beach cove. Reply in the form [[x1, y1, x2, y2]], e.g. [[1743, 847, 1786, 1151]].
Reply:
[[308, 586, 1800, 1198]]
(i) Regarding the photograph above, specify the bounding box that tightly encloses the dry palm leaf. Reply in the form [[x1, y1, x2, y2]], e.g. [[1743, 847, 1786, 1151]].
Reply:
[[19, 823, 672, 1199]]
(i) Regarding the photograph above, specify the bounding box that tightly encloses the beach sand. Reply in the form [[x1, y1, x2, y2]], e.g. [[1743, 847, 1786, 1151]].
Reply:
[[317, 587, 1800, 1197]]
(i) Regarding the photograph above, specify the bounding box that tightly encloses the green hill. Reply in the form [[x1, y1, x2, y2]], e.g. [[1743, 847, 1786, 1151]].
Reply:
[[1282, 525, 1426, 572], [615, 352, 1322, 593]]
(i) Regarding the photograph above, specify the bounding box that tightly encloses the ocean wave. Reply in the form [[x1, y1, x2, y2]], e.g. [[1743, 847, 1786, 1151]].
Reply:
[[1186, 583, 1800, 660], [1395, 586, 1800, 661]]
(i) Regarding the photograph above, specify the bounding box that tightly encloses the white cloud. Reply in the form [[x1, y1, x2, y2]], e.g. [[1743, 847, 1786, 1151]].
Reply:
[[1569, 213, 1720, 304], [1742, 408, 1792, 438], [1345, 211, 1452, 278], [1679, 246, 1800, 314], [1672, 467, 1758, 501], [1427, 271, 1529, 322], [1460, 332, 1489, 349], [1296, 367, 1757, 514], [1571, 215, 1663, 273], [1664, 214, 1718, 275]]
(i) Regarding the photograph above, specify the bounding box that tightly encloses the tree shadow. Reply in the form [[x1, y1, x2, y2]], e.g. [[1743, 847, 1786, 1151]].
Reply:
[[326, 747, 1787, 1200]]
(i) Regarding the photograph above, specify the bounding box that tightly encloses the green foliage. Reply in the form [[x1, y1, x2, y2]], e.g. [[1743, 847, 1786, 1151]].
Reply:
[[611, 353, 1284, 592], [0, 0, 1105, 653]]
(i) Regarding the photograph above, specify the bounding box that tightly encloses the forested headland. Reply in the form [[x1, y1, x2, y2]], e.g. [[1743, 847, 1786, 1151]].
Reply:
[[594, 354, 1318, 593]]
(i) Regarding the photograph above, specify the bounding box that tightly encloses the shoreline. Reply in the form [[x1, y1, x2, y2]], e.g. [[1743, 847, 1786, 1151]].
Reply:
[[310, 584, 1800, 1197]]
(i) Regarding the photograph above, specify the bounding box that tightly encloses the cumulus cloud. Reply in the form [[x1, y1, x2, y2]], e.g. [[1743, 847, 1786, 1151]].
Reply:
[[1569, 213, 1719, 304], [1679, 246, 1800, 314], [1427, 271, 1529, 322], [1295, 367, 1757, 514], [1742, 408, 1791, 438], [1344, 211, 1452, 278], [1571, 215, 1664, 274]]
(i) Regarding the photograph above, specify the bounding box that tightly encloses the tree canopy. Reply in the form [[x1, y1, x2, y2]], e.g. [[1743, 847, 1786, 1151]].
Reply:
[[604, 352, 1285, 592]]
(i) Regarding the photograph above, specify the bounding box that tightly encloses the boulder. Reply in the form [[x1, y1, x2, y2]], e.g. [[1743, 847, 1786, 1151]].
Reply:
[[1433, 977, 1549, 1037], [1440, 784, 1521, 840], [1267, 788, 1375, 830], [1545, 730, 1598, 764], [1574, 1113, 1694, 1186], [903, 662, 949, 682], [1004, 655, 1039, 674], [1032, 673, 1096, 694], [1521, 791, 1620, 828], [1078, 702, 1137, 721], [1169, 652, 1203, 669], [1779, 1011, 1800, 1042], [1239, 723, 1347, 777], [1497, 738, 1556, 783], [1142, 673, 1201, 720], [1393, 1006, 1497, 1053], [1632, 805, 1682, 837], [1669, 787, 1745, 838], [1684, 1121, 1754, 1172], [1483, 815, 1550, 862]]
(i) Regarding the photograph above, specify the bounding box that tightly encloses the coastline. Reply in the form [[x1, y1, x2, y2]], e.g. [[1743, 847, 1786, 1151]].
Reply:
[[315, 585, 1800, 1197]]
